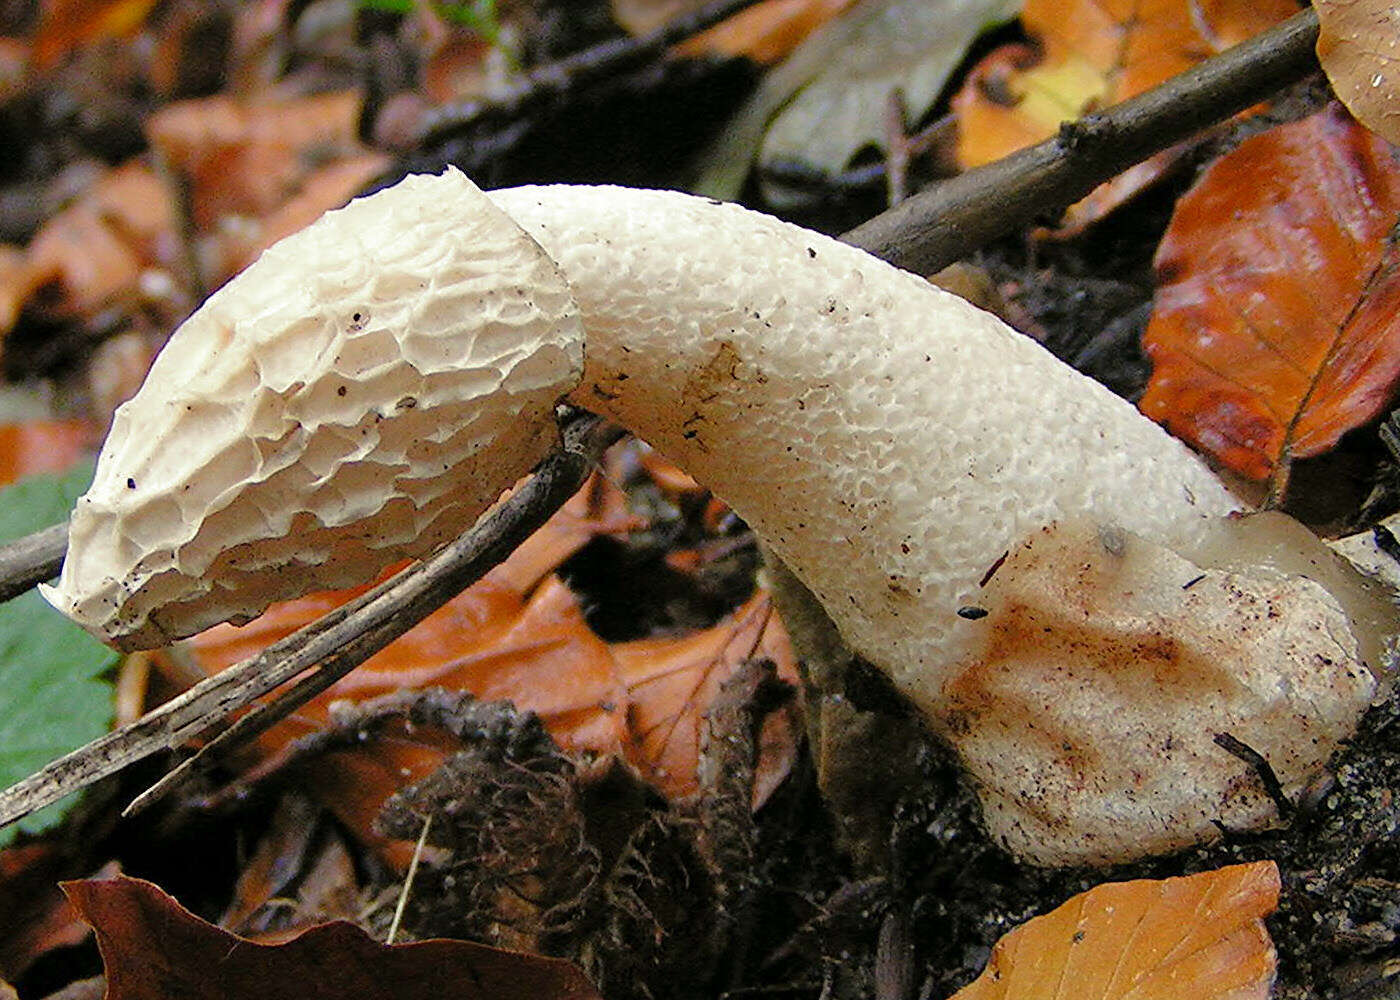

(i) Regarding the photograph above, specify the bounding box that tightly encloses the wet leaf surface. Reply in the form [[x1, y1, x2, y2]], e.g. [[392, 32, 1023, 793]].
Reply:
[[1140, 105, 1400, 483], [1316, 0, 1400, 146]]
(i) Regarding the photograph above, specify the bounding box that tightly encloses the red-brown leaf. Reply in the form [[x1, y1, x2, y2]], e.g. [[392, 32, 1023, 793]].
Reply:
[[0, 421, 96, 485], [173, 464, 797, 865], [30, 0, 159, 71], [1140, 105, 1400, 481], [64, 874, 603, 1000]]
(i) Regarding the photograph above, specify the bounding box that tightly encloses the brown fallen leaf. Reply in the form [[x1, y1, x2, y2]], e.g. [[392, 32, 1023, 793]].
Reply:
[[1140, 104, 1400, 485], [951, 861, 1280, 1000], [0, 843, 95, 981], [30, 0, 159, 71], [220, 795, 363, 939], [173, 461, 796, 864], [0, 421, 96, 482], [145, 91, 368, 229], [65, 874, 604, 1000], [211, 154, 392, 277], [676, 0, 860, 65], [613, 593, 796, 802], [953, 0, 1295, 232], [1316, 0, 1400, 147], [21, 162, 176, 324]]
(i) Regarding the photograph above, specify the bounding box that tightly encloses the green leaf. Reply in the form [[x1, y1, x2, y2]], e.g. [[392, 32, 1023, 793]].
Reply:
[[0, 461, 116, 844], [692, 0, 1022, 204]]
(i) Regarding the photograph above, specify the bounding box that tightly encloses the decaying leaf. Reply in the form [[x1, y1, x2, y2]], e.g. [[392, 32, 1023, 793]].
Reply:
[[65, 874, 604, 1000], [676, 0, 860, 66], [1316, 0, 1400, 147], [145, 91, 375, 229], [219, 795, 362, 938], [952, 0, 1295, 231], [1140, 105, 1400, 483], [613, 593, 796, 802], [20, 162, 175, 324], [30, 0, 160, 71], [173, 464, 797, 862], [693, 0, 1018, 202], [0, 843, 101, 981], [950, 861, 1280, 1000]]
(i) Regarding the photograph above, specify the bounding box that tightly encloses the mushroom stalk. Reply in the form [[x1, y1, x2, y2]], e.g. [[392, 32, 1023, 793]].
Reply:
[[486, 183, 1239, 700], [42, 169, 1388, 865]]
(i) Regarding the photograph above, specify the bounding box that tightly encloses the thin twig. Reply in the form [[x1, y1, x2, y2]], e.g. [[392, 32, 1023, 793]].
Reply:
[[0, 416, 617, 829], [0, 522, 66, 603], [843, 7, 1321, 271], [412, 0, 766, 148], [387, 812, 433, 945]]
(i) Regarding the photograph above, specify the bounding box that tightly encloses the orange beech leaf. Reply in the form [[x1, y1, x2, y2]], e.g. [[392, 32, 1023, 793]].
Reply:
[[676, 0, 860, 65], [186, 488, 640, 760], [65, 874, 604, 1000], [1140, 105, 1400, 482], [1316, 0, 1400, 147], [23, 163, 174, 322], [174, 468, 795, 862], [953, 0, 1294, 231], [146, 92, 368, 229], [951, 861, 1279, 1000], [613, 593, 796, 802], [30, 0, 159, 71], [0, 421, 96, 485], [210, 155, 392, 278]]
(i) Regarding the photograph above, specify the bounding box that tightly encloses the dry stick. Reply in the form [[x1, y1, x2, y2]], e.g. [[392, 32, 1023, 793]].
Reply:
[[0, 417, 615, 829], [0, 522, 65, 604], [0, 7, 1322, 829], [413, 0, 766, 147]]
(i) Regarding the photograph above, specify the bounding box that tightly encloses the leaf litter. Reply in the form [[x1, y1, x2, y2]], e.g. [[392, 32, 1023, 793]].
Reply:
[[1140, 103, 1400, 492], [0, 3, 1396, 1000]]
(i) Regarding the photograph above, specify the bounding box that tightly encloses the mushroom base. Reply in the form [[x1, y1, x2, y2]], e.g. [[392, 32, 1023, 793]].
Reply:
[[937, 517, 1375, 867]]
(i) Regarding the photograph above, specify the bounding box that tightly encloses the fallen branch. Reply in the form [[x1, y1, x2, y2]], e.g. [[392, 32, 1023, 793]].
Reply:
[[410, 0, 766, 148]]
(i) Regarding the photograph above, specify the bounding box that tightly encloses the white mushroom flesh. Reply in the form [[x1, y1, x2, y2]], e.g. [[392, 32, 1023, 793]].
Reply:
[[44, 171, 582, 648], [43, 169, 1388, 865]]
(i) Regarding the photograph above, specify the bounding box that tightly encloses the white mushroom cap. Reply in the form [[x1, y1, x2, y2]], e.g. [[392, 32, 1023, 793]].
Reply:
[[43, 171, 582, 648], [42, 169, 1390, 865]]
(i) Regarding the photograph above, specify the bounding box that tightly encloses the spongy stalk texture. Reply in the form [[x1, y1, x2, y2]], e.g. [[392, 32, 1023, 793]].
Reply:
[[488, 185, 1240, 703], [46, 170, 582, 648]]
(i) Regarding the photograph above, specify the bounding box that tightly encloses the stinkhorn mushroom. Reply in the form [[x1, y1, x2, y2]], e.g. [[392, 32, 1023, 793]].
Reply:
[[41, 169, 1394, 866]]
